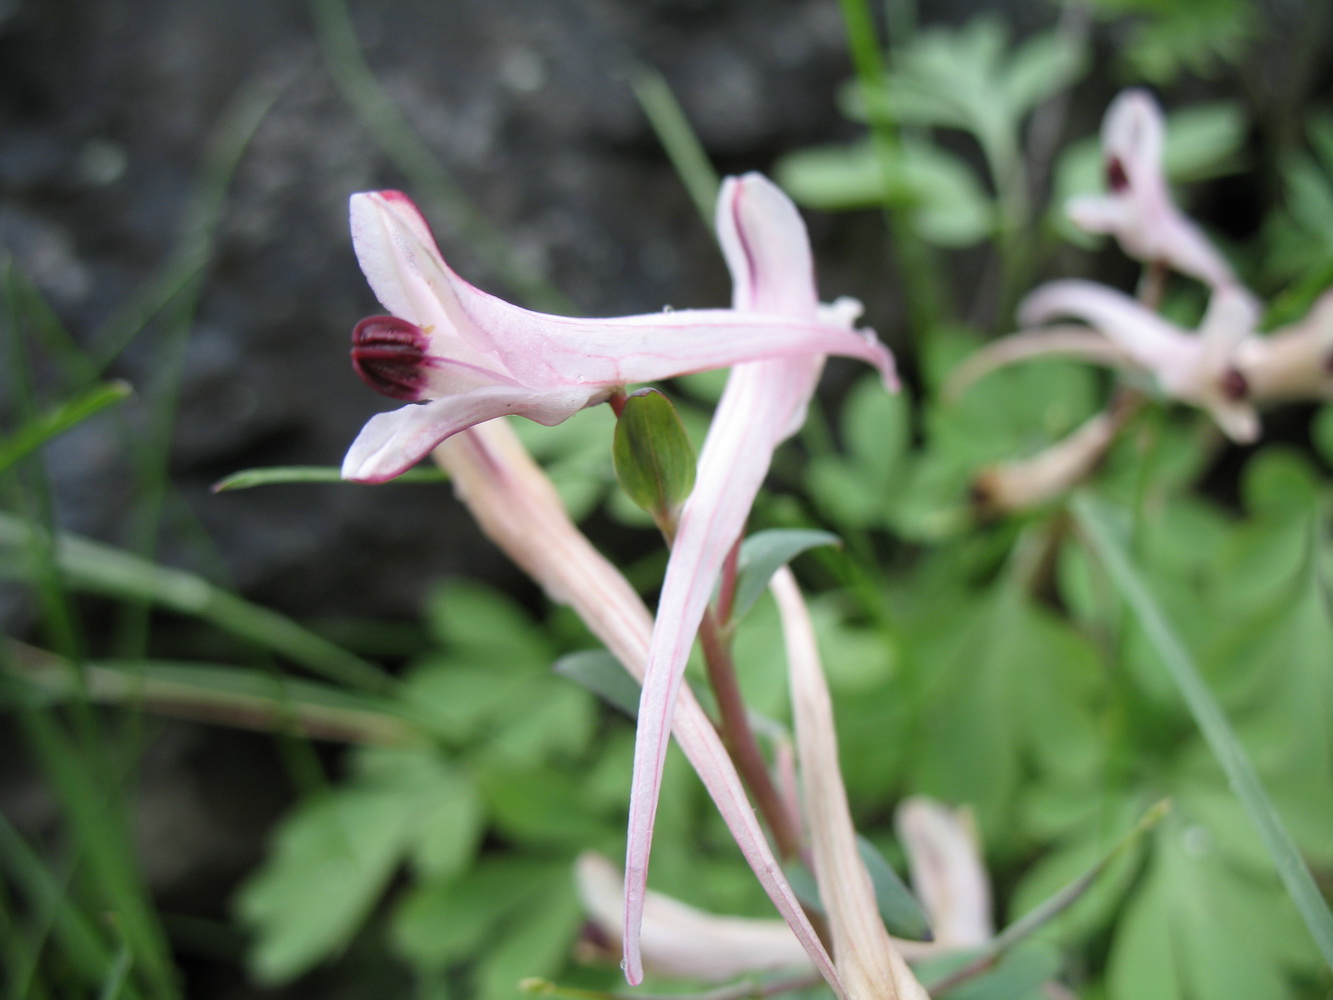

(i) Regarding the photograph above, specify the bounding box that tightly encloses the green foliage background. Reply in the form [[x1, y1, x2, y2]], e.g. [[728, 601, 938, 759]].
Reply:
[[2, 1, 1331, 999]]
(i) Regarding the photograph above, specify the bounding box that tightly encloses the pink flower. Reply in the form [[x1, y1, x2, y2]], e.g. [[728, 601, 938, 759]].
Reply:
[[1067, 90, 1236, 288], [1237, 289, 1333, 403], [1018, 279, 1262, 442], [342, 190, 892, 482], [623, 175, 897, 983]]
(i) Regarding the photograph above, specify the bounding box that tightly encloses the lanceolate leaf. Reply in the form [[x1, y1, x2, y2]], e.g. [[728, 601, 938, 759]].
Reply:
[[858, 835, 933, 942], [730, 528, 841, 624], [0, 380, 132, 476], [552, 650, 642, 719], [213, 465, 448, 491]]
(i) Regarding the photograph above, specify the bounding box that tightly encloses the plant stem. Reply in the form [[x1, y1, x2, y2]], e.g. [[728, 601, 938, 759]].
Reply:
[[697, 610, 803, 862]]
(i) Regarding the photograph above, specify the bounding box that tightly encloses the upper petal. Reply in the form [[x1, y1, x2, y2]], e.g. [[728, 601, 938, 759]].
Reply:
[[350, 192, 492, 359], [352, 190, 894, 395], [1103, 89, 1166, 195], [717, 173, 819, 316]]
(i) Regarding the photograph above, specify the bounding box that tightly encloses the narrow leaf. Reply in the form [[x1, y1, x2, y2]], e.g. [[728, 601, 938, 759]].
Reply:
[[0, 514, 392, 693], [631, 65, 720, 229], [212, 464, 447, 492], [731, 529, 841, 623], [552, 650, 641, 719], [1074, 493, 1333, 973], [0, 381, 132, 476], [7, 646, 420, 745], [858, 835, 933, 941]]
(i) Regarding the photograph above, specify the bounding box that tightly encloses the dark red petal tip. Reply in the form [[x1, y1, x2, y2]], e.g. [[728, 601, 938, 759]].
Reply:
[[1106, 155, 1130, 193], [352, 315, 429, 401], [1219, 368, 1249, 401]]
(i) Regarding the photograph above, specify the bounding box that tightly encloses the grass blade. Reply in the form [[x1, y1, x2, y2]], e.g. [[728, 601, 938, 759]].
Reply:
[[309, 0, 571, 312], [1073, 492, 1333, 972], [630, 66, 720, 228], [0, 513, 394, 693], [0, 381, 133, 476], [212, 464, 447, 492], [7, 642, 422, 745]]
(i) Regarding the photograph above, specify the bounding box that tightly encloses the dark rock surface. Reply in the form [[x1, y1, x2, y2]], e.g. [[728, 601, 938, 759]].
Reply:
[[1, 0, 874, 627]]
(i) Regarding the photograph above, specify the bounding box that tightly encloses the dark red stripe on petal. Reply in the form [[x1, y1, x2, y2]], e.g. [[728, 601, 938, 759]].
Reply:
[[352, 315, 429, 400]]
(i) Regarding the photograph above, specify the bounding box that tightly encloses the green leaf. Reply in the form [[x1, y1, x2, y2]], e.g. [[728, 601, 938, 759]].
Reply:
[[776, 140, 994, 246], [858, 836, 932, 941], [1241, 446, 1321, 518], [612, 388, 696, 522], [390, 859, 563, 971], [1315, 405, 1333, 467], [729, 528, 841, 624], [409, 767, 485, 879], [0, 380, 132, 476], [1107, 807, 1310, 1000], [908, 569, 1103, 842], [237, 784, 423, 983], [1074, 493, 1333, 974], [426, 581, 551, 664], [1162, 102, 1248, 182], [478, 767, 605, 849], [809, 373, 913, 529], [553, 649, 640, 718], [473, 874, 584, 1000], [936, 942, 1063, 1000], [212, 464, 448, 491], [1000, 29, 1087, 120]]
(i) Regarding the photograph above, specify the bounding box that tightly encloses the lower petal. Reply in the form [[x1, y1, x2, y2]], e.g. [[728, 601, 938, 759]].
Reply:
[[341, 386, 594, 483]]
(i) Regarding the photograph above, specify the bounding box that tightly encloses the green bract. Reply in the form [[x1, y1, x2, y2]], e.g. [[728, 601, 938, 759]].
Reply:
[[611, 388, 697, 523]]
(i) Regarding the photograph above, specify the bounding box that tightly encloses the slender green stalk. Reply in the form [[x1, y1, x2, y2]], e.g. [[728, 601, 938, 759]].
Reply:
[[1074, 493, 1333, 973], [4, 678, 178, 998], [836, 0, 943, 336], [924, 799, 1169, 994], [212, 464, 447, 492], [9, 645, 421, 745], [96, 943, 133, 1000], [0, 810, 133, 998], [114, 81, 276, 664], [631, 67, 721, 229], [1, 263, 99, 740]]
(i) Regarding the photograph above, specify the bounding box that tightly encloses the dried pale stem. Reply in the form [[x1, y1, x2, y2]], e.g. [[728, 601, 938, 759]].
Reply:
[[524, 971, 825, 1000]]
